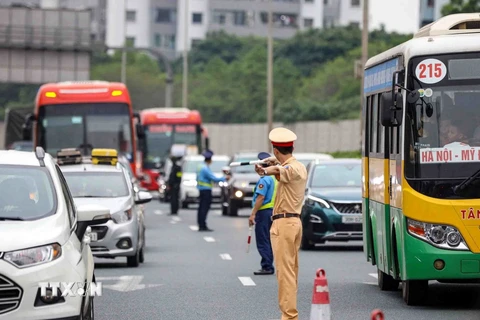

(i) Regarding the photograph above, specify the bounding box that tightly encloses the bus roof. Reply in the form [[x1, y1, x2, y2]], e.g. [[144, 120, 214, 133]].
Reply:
[[366, 13, 480, 69], [36, 81, 131, 106], [140, 108, 202, 125]]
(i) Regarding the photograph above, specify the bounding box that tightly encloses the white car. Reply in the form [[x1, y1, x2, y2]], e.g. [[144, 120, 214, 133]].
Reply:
[[180, 155, 230, 208], [294, 152, 334, 167], [0, 147, 110, 320], [59, 149, 152, 267]]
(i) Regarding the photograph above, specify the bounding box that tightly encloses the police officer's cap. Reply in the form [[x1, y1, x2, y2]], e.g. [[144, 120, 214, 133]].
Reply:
[[269, 127, 297, 147], [202, 149, 214, 159]]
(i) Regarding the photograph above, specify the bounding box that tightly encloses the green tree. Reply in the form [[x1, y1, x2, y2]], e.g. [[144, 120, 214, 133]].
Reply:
[[441, 0, 480, 16]]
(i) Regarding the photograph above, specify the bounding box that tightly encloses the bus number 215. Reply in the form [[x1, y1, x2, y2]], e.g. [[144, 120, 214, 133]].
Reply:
[[418, 63, 442, 79]]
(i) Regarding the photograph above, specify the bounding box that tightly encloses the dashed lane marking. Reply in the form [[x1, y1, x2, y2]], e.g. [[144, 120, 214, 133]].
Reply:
[[170, 220, 177, 224], [203, 236, 215, 242], [363, 282, 377, 286], [238, 277, 256, 286], [171, 216, 181, 222], [189, 225, 199, 231], [219, 253, 232, 260], [369, 273, 378, 279], [153, 210, 163, 215]]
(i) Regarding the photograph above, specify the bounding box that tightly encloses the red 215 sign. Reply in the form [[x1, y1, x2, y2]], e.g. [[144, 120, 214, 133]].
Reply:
[[415, 58, 447, 84]]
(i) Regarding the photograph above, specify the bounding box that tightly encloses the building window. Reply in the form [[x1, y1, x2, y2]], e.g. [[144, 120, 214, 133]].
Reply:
[[304, 18, 313, 28], [233, 11, 246, 25], [192, 13, 203, 24], [126, 10, 136, 22], [351, 0, 360, 7], [212, 9, 226, 24], [154, 34, 161, 47], [126, 37, 135, 47], [164, 35, 175, 49], [156, 8, 176, 23], [421, 19, 433, 27], [324, 0, 328, 4], [349, 21, 360, 28], [192, 39, 202, 47], [260, 12, 298, 28], [427, 0, 434, 7]]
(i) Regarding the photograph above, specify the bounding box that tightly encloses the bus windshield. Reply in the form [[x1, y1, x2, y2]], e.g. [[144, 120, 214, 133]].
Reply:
[[37, 103, 133, 158], [143, 124, 200, 168], [406, 53, 480, 197]]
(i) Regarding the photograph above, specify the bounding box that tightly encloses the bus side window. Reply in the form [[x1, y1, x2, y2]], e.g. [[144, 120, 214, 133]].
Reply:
[[375, 95, 384, 154], [369, 96, 378, 154]]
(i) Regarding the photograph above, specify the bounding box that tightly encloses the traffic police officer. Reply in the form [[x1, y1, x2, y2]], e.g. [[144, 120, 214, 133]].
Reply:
[[167, 144, 186, 215], [254, 127, 307, 320], [197, 149, 229, 232], [249, 151, 277, 275]]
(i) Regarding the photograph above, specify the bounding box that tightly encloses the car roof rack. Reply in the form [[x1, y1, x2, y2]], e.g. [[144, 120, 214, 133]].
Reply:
[[35, 147, 46, 167], [57, 148, 83, 165]]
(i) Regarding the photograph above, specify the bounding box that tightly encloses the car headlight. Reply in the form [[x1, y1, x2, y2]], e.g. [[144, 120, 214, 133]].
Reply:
[[233, 181, 248, 189], [183, 180, 197, 187], [305, 195, 330, 208], [112, 209, 132, 224], [219, 181, 227, 187], [3, 243, 62, 268], [407, 218, 468, 250]]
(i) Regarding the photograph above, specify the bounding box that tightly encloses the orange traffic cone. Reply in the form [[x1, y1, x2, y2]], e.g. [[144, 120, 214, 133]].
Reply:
[[371, 309, 384, 319], [309, 268, 331, 320]]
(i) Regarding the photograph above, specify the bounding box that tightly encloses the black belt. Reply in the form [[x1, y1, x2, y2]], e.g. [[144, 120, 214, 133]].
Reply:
[[271, 213, 300, 221]]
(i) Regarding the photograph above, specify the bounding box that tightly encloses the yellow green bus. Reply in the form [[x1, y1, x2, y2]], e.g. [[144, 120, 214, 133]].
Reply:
[[362, 13, 480, 305]]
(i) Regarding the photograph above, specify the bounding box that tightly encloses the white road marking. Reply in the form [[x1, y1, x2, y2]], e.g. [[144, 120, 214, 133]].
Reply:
[[153, 210, 163, 215], [170, 220, 177, 224], [238, 277, 256, 286], [363, 282, 377, 286], [369, 273, 378, 279], [213, 210, 222, 216], [189, 225, 199, 231], [219, 253, 232, 260], [203, 236, 215, 242], [171, 216, 181, 222], [96, 276, 163, 292]]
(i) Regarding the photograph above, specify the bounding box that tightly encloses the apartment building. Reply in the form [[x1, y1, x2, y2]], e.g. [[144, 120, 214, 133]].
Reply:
[[419, 0, 448, 27], [1, 0, 107, 43]]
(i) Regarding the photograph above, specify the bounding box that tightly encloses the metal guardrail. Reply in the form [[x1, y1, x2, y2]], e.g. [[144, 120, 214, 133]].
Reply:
[[0, 25, 91, 50]]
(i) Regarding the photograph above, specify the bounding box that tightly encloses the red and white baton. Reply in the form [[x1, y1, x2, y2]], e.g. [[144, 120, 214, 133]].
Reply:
[[246, 226, 253, 253]]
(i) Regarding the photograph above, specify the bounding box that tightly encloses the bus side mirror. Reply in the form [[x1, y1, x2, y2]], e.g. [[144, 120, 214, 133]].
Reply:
[[22, 113, 35, 141], [136, 123, 145, 139], [380, 92, 403, 127], [205, 137, 210, 150]]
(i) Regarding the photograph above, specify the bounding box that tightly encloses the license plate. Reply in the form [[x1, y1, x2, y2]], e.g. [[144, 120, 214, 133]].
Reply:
[[342, 215, 362, 224], [90, 232, 98, 242]]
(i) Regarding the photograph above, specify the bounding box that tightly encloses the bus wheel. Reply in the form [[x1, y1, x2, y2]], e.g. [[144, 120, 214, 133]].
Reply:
[[402, 280, 428, 305], [377, 268, 399, 291]]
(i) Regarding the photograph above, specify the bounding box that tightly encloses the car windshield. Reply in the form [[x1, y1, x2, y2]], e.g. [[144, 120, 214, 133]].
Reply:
[[310, 163, 361, 188], [63, 171, 129, 197], [0, 166, 56, 220], [232, 157, 257, 173], [184, 159, 229, 173]]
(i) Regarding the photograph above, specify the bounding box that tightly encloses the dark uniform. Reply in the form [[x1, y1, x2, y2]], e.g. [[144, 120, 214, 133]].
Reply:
[[168, 158, 182, 215]]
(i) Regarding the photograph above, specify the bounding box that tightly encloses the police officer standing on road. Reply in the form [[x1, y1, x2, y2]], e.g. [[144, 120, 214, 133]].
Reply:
[[249, 152, 277, 276], [197, 149, 230, 232], [167, 145, 186, 215], [254, 127, 307, 320]]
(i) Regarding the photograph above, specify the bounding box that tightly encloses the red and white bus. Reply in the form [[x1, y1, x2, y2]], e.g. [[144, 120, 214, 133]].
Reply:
[[23, 81, 145, 178], [139, 108, 209, 191]]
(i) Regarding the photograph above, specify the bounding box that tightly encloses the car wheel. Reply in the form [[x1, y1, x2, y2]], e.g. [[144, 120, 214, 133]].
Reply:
[[222, 204, 228, 216], [127, 249, 140, 267], [300, 234, 315, 250], [377, 268, 399, 291], [182, 201, 188, 209], [139, 247, 145, 263], [78, 296, 94, 320], [402, 280, 428, 305], [228, 199, 239, 216]]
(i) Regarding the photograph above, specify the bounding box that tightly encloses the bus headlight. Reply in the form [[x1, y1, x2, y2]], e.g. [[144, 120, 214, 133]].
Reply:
[[407, 219, 468, 250]]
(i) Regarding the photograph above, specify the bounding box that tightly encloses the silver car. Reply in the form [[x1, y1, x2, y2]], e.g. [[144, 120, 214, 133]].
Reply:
[[59, 155, 152, 267]]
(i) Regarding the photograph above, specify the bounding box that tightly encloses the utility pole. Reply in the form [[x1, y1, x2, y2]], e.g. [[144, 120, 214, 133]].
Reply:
[[266, 0, 273, 150], [359, 0, 368, 149], [121, 0, 127, 84], [182, 0, 189, 109]]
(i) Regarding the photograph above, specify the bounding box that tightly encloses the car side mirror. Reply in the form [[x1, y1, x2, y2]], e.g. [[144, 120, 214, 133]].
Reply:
[[135, 190, 152, 204], [77, 204, 111, 225]]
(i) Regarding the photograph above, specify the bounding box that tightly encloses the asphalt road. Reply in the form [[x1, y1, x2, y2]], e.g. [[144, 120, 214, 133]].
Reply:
[[93, 201, 480, 320]]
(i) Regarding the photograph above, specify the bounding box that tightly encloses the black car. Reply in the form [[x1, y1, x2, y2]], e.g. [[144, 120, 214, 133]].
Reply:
[[300, 158, 362, 250], [220, 152, 260, 216]]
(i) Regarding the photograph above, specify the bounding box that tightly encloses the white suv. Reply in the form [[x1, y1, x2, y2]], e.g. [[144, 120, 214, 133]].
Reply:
[[0, 147, 110, 320]]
